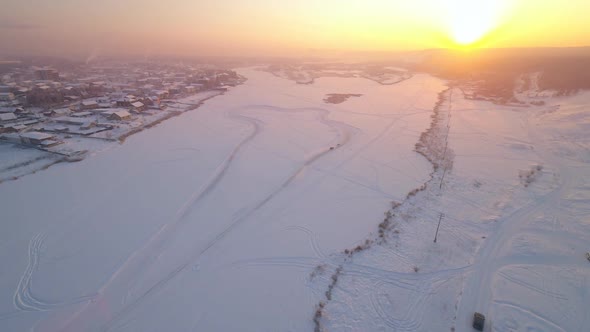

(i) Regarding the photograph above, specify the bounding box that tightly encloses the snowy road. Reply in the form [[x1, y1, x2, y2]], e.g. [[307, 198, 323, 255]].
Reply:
[[321, 87, 590, 332]]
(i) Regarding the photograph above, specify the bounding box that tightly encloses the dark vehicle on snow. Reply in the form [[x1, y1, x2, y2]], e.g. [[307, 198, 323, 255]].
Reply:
[[473, 312, 485, 331]]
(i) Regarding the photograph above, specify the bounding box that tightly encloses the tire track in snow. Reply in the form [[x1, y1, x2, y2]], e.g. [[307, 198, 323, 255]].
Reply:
[[14, 234, 48, 311], [231, 255, 469, 288], [231, 257, 327, 271], [493, 300, 566, 332], [100, 106, 353, 330], [55, 112, 262, 332], [455, 114, 576, 330], [240, 104, 430, 199], [370, 280, 427, 332], [368, 263, 462, 331], [55, 104, 353, 331], [497, 269, 567, 300], [284, 226, 327, 259], [174, 113, 262, 221], [13, 234, 95, 312]]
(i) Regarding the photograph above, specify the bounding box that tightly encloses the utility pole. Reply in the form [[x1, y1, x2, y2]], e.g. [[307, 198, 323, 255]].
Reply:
[[434, 213, 444, 243]]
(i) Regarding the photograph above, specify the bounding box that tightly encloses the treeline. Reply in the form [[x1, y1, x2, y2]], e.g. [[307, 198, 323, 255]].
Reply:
[[413, 47, 590, 98], [538, 57, 590, 94]]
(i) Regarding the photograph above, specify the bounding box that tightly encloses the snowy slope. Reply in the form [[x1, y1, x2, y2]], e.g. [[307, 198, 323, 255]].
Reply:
[[320, 88, 590, 332]]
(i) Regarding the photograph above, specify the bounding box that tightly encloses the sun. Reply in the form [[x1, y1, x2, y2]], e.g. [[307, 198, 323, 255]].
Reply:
[[446, 0, 506, 46]]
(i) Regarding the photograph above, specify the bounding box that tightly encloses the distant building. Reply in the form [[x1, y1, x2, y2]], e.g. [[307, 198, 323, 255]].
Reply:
[[130, 101, 145, 113], [34, 68, 60, 81], [191, 84, 204, 91], [64, 95, 81, 102], [45, 108, 71, 117], [115, 95, 137, 107], [0, 85, 14, 93], [71, 111, 93, 118], [80, 122, 96, 130], [81, 100, 99, 110], [51, 126, 70, 132], [154, 90, 169, 99], [108, 110, 131, 121], [10, 124, 29, 132], [0, 126, 16, 134], [0, 113, 17, 123], [168, 87, 182, 95], [55, 116, 88, 126], [0, 92, 15, 101], [10, 124, 28, 132], [146, 96, 162, 109], [19, 131, 62, 147], [15, 107, 28, 115]]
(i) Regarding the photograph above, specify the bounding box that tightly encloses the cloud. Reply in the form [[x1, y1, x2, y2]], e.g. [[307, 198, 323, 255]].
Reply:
[[0, 22, 42, 30]]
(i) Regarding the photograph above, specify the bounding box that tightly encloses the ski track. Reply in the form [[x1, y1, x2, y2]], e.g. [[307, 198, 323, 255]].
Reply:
[[54, 103, 354, 331]]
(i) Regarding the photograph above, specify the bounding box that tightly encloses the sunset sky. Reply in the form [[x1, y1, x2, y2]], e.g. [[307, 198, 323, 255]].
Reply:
[[1, 0, 589, 58]]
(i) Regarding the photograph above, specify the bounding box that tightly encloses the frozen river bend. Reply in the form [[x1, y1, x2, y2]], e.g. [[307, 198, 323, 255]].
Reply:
[[2, 68, 589, 332], [0, 69, 444, 331]]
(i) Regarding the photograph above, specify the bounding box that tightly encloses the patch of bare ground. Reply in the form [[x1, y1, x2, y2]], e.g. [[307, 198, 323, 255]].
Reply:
[[323, 94, 362, 104]]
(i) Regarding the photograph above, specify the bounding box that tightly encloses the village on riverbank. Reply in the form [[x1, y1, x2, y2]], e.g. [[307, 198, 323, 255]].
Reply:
[[0, 60, 245, 182]]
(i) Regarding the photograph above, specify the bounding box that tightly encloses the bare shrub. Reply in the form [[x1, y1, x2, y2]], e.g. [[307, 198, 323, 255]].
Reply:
[[313, 301, 326, 332], [310, 264, 327, 280], [519, 164, 543, 187]]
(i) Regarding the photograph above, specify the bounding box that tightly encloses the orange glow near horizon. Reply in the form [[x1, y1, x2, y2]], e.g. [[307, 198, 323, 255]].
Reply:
[[0, 0, 589, 58]]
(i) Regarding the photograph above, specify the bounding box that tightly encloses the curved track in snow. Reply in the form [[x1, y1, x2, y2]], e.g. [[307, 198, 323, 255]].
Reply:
[[52, 103, 354, 332], [13, 234, 96, 312]]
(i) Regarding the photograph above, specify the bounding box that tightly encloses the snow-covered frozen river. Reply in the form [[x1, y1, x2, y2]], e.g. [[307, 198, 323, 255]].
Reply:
[[0, 68, 446, 331]]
